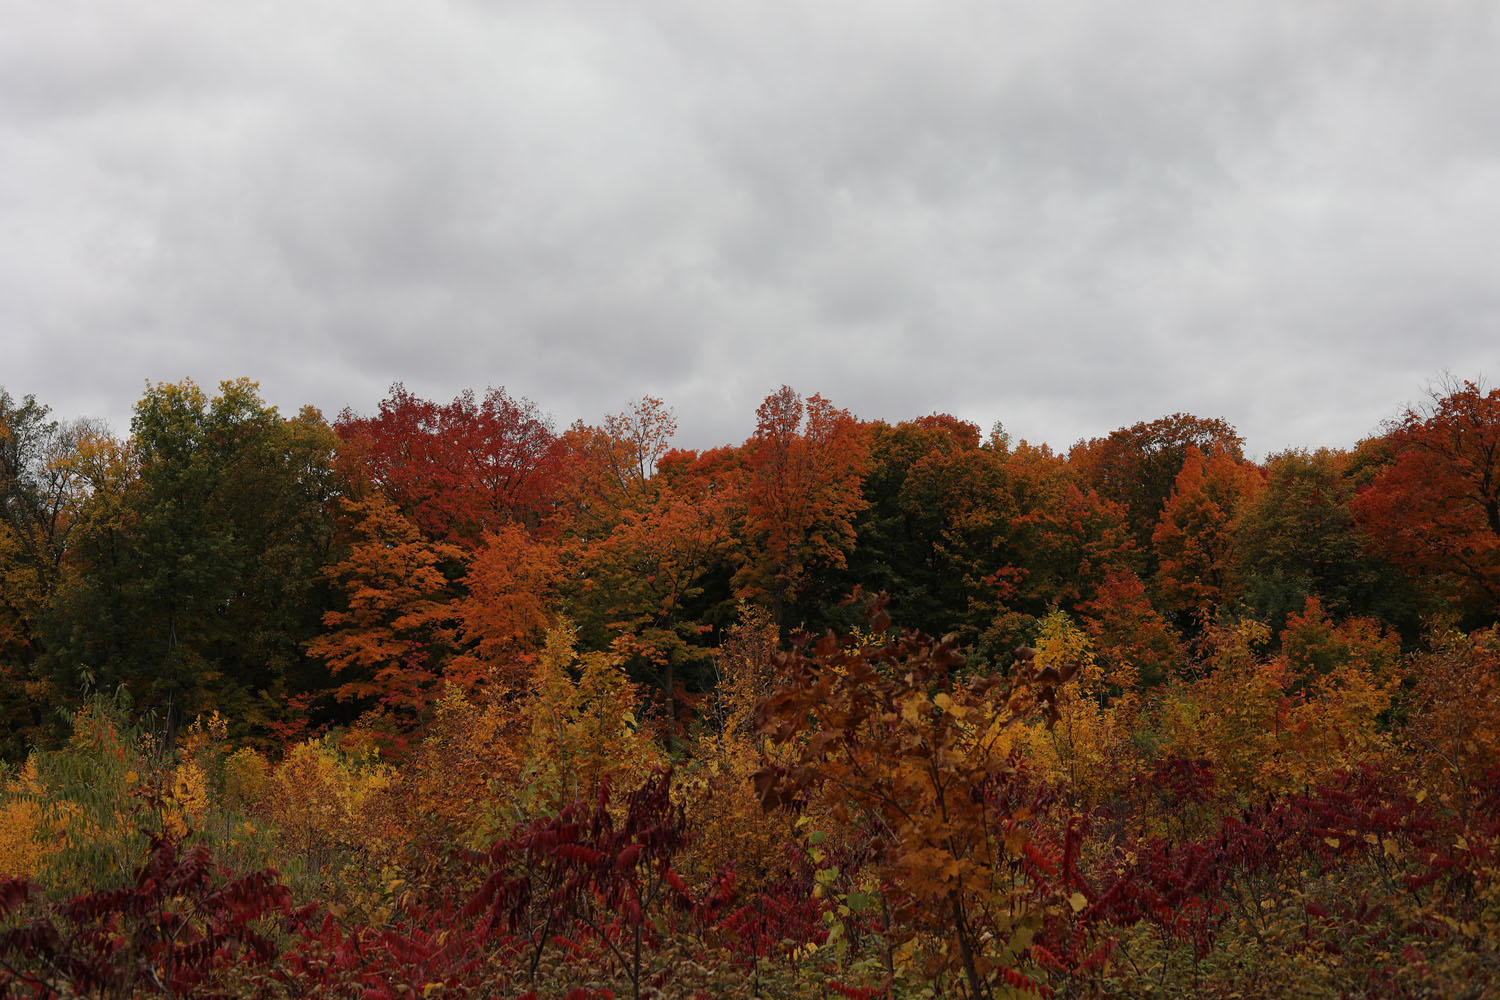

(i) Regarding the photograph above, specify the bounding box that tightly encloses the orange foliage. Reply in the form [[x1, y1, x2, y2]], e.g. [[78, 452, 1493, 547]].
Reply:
[[1078, 568, 1184, 688], [1005, 443, 1137, 610], [737, 387, 869, 619], [1152, 445, 1263, 616], [451, 525, 565, 693], [582, 481, 738, 684], [1070, 412, 1244, 549], [306, 495, 463, 715], [553, 396, 678, 538], [1355, 379, 1500, 612], [1402, 625, 1500, 817]]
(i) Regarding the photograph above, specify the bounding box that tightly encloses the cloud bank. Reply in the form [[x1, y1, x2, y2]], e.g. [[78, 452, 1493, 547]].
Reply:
[[4, 0, 1498, 455]]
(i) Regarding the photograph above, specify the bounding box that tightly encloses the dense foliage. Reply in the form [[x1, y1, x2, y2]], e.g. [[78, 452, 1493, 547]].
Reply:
[[1, 377, 1498, 998]]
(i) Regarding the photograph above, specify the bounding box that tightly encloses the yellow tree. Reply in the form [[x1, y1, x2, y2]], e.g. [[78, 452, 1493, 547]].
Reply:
[[518, 624, 664, 815], [678, 604, 793, 890], [1013, 611, 1142, 809], [755, 608, 1079, 999]]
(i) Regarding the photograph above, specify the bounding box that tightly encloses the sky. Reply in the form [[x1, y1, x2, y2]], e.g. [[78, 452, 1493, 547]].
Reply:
[[3, 0, 1498, 458]]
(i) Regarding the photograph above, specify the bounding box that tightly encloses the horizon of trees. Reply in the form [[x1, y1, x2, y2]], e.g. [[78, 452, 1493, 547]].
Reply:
[[1, 374, 1498, 997]]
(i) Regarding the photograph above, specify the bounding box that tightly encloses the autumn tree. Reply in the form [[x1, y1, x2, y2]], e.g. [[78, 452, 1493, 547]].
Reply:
[[736, 387, 870, 627], [842, 416, 992, 637], [519, 624, 664, 813], [1003, 442, 1137, 614], [1078, 568, 1184, 688], [570, 482, 738, 719], [551, 402, 743, 716], [1071, 412, 1243, 560], [1231, 449, 1408, 633], [1151, 445, 1264, 621], [678, 603, 794, 891], [552, 396, 678, 539], [1354, 378, 1500, 618], [881, 438, 1013, 644], [754, 607, 1079, 998], [449, 525, 565, 694], [306, 493, 463, 721], [1401, 624, 1500, 819], [337, 383, 561, 546], [849, 428, 1134, 657], [0, 391, 103, 756]]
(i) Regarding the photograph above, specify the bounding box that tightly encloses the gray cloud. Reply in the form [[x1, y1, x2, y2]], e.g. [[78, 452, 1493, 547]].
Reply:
[[3, 0, 1498, 457]]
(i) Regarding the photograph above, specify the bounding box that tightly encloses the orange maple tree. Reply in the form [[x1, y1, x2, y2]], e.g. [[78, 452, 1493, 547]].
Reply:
[[736, 387, 870, 623], [1151, 444, 1264, 618], [305, 494, 463, 716], [450, 525, 566, 694], [1355, 379, 1500, 612]]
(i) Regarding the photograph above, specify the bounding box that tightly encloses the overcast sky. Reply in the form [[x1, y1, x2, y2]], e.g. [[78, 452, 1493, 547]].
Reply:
[[4, 0, 1498, 458]]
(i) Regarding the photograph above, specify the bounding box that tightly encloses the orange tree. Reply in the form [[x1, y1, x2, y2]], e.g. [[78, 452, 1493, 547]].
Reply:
[[1151, 444, 1263, 623], [736, 386, 870, 627], [1355, 378, 1500, 619], [450, 524, 565, 695], [753, 603, 1078, 999], [306, 494, 464, 723], [1070, 412, 1243, 560]]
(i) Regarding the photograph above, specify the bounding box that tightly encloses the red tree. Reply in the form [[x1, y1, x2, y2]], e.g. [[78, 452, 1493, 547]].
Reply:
[[1354, 380, 1500, 613], [337, 384, 560, 546]]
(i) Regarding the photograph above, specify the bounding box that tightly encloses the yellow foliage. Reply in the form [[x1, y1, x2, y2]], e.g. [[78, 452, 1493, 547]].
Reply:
[[165, 759, 210, 839], [377, 684, 524, 851], [162, 712, 226, 837], [670, 603, 801, 892], [518, 623, 664, 815], [680, 729, 801, 894], [223, 747, 271, 811], [1155, 650, 1396, 799], [1012, 611, 1143, 807], [709, 602, 780, 739], [263, 738, 392, 877], [0, 760, 48, 878]]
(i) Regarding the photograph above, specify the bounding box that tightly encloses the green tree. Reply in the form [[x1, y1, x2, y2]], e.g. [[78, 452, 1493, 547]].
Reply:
[[0, 390, 102, 757], [46, 380, 339, 740], [1231, 449, 1412, 635]]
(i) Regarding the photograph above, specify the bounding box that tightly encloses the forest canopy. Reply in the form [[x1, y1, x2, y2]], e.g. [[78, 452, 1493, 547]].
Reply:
[[1, 377, 1498, 999]]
